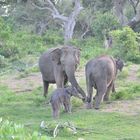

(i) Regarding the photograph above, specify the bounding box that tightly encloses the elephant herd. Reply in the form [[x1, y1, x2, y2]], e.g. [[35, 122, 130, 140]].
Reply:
[[39, 46, 124, 117]]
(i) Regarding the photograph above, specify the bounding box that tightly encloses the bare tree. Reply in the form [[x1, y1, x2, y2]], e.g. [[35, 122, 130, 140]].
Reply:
[[128, 0, 140, 28], [113, 0, 140, 29], [32, 0, 83, 44], [113, 0, 127, 26]]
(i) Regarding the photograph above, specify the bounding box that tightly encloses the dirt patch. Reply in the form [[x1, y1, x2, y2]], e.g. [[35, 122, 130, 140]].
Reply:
[[127, 64, 140, 83], [0, 72, 42, 93], [102, 99, 140, 116]]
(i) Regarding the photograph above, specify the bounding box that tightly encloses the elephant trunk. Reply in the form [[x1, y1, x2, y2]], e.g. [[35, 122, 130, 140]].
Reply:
[[65, 67, 86, 100]]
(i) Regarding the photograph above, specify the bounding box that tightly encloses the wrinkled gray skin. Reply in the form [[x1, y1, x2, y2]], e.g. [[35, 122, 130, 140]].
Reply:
[[50, 86, 82, 118], [85, 55, 124, 109], [39, 46, 86, 100]]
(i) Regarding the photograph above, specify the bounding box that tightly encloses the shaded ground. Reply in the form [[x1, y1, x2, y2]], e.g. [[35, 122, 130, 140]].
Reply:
[[1, 64, 140, 115]]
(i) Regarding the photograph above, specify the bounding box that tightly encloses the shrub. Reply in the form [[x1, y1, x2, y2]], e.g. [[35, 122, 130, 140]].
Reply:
[[0, 118, 49, 140], [0, 17, 46, 58], [111, 27, 139, 62], [70, 37, 104, 59], [111, 83, 140, 100], [43, 30, 64, 45], [91, 12, 120, 39]]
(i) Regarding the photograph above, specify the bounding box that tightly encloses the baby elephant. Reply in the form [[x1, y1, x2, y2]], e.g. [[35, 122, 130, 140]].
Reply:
[[50, 86, 82, 118]]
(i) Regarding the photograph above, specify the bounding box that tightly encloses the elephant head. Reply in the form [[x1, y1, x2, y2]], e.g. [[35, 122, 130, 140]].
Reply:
[[51, 46, 86, 99], [115, 58, 124, 71]]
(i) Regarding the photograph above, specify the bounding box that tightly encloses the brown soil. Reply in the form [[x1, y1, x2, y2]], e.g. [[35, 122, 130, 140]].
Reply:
[[0, 72, 42, 93], [127, 64, 140, 83]]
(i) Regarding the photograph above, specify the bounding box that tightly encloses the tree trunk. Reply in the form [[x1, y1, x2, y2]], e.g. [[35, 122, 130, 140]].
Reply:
[[127, 2, 140, 28], [64, 18, 76, 44], [33, 0, 83, 44], [113, 0, 127, 26]]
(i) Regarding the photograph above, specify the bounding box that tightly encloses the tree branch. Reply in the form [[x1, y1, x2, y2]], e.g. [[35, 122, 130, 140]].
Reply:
[[70, 0, 83, 19], [129, 0, 140, 14], [127, 1, 140, 28], [32, 2, 53, 12], [32, 0, 68, 21]]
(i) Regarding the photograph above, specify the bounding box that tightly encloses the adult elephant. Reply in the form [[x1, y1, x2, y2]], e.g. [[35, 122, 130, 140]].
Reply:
[[85, 55, 124, 109], [39, 46, 86, 100]]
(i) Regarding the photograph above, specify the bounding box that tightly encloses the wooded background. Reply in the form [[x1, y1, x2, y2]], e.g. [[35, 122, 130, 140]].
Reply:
[[0, 0, 140, 68]]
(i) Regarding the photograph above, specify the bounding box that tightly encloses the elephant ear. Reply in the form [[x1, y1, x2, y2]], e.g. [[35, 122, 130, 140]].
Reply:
[[51, 48, 61, 64]]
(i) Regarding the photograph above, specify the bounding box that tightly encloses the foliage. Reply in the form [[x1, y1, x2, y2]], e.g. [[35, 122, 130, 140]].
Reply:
[[0, 118, 49, 140], [42, 30, 64, 46], [117, 67, 129, 80], [111, 27, 140, 62], [0, 55, 8, 68], [91, 12, 120, 39], [70, 37, 104, 59], [0, 17, 46, 58], [111, 82, 140, 100]]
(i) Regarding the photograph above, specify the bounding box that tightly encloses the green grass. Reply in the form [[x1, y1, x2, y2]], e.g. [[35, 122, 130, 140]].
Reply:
[[0, 84, 140, 140], [111, 82, 140, 100]]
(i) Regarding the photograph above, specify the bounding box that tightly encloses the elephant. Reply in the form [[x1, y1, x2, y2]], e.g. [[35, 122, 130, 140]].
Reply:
[[50, 86, 82, 118], [85, 55, 124, 109], [39, 46, 86, 100]]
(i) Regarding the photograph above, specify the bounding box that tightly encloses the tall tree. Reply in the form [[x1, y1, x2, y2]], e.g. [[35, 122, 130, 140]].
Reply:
[[113, 0, 140, 29], [113, 0, 127, 26], [128, 0, 140, 28], [33, 0, 83, 44]]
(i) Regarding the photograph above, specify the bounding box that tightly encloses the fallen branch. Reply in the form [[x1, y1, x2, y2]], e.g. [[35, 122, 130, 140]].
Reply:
[[40, 121, 102, 138]]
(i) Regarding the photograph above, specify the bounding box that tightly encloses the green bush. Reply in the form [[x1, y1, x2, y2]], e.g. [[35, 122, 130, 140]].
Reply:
[[111, 27, 139, 62], [0, 118, 49, 140], [70, 37, 104, 59], [43, 30, 64, 45], [91, 12, 120, 39], [111, 83, 140, 100], [71, 97, 83, 108], [0, 55, 8, 68], [0, 17, 46, 58]]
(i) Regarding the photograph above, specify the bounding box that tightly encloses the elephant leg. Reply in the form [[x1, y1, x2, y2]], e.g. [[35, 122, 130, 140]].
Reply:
[[43, 80, 49, 97], [95, 82, 107, 109], [52, 103, 60, 118], [86, 86, 93, 109], [53, 109, 59, 118], [86, 77, 93, 109], [54, 66, 64, 88], [112, 83, 116, 93], [104, 82, 113, 101], [64, 101, 71, 113]]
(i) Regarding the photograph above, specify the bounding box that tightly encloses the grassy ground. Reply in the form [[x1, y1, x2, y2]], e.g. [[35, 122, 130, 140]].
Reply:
[[0, 64, 140, 140]]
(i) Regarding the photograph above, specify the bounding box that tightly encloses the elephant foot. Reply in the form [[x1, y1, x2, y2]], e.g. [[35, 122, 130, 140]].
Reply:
[[95, 107, 99, 110], [85, 102, 93, 109]]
